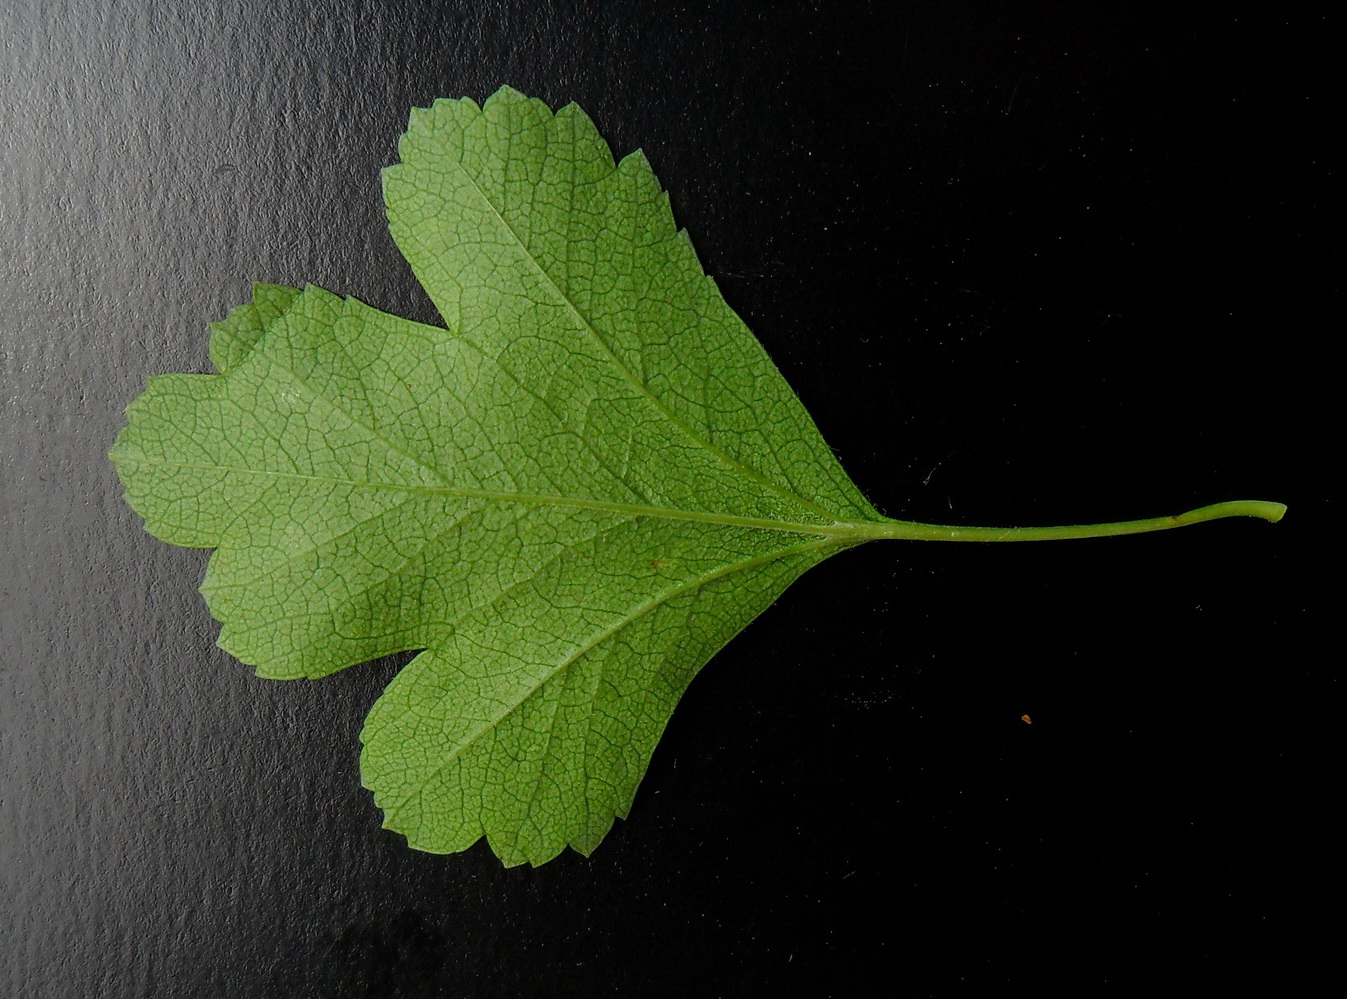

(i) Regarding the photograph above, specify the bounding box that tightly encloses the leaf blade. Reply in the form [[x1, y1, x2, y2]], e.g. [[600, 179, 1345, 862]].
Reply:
[[112, 87, 881, 863]]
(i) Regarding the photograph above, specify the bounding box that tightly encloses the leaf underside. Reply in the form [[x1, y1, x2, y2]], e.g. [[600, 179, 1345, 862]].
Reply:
[[111, 86, 884, 866]]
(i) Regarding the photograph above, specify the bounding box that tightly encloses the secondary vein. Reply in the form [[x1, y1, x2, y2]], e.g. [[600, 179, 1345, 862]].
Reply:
[[437, 142, 845, 524]]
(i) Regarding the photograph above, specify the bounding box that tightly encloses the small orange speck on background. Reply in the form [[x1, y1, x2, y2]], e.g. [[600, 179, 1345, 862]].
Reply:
[[1021, 714, 1032, 725]]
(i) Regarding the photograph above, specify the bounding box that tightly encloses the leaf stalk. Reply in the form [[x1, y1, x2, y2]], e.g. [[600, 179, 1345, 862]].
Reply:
[[850, 500, 1286, 543]]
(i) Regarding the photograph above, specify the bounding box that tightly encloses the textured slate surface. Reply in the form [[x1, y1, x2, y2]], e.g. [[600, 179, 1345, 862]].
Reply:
[[1, 2, 1332, 994]]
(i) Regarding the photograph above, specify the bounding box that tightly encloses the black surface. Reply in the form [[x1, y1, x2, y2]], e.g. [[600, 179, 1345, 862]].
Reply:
[[1, 2, 1334, 995]]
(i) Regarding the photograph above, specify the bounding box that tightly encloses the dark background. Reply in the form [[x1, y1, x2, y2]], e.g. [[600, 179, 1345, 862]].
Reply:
[[1, 2, 1334, 995]]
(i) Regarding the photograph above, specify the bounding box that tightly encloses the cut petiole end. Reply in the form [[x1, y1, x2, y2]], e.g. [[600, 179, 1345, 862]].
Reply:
[[1244, 500, 1287, 523], [1135, 499, 1286, 527], [864, 500, 1287, 543]]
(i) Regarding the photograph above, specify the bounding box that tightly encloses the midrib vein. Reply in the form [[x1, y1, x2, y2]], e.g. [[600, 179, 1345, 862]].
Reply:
[[114, 457, 863, 540], [438, 145, 842, 524]]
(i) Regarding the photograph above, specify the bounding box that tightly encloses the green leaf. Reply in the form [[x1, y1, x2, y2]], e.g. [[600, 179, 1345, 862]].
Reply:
[[110, 86, 1284, 866], [112, 88, 883, 866]]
